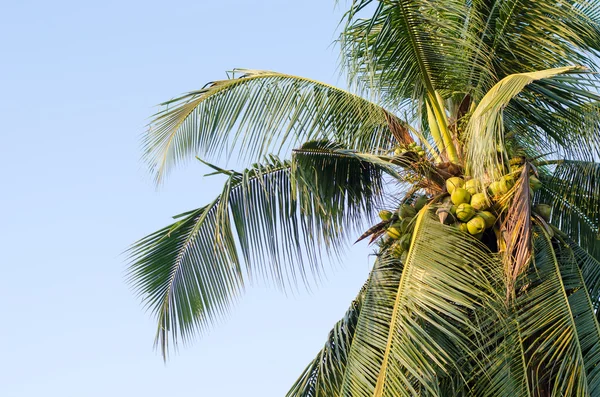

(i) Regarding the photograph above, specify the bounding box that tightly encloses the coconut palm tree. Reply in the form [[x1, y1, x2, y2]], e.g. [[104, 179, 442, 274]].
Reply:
[[128, 1, 600, 395]]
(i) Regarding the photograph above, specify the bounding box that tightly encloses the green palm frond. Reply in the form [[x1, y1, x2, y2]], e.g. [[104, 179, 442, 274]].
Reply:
[[286, 278, 371, 397], [340, 0, 484, 104], [340, 209, 503, 396], [143, 69, 409, 183], [516, 230, 600, 395], [336, 254, 404, 396], [538, 160, 600, 248], [570, 241, 600, 312], [464, 0, 600, 96], [340, 0, 600, 102], [465, 66, 594, 180], [503, 83, 600, 163], [128, 149, 394, 357], [471, 317, 531, 397]]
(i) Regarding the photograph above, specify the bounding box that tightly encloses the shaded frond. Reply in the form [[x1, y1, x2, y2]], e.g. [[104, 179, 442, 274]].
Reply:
[[569, 240, 600, 313], [538, 160, 600, 259], [128, 150, 391, 357], [292, 141, 386, 233], [469, 0, 600, 93]]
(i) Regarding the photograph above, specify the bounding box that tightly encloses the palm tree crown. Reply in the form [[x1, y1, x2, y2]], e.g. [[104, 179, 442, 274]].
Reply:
[[128, 1, 600, 395]]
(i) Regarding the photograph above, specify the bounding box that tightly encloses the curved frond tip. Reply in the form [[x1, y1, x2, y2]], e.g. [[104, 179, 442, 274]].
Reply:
[[143, 69, 408, 184]]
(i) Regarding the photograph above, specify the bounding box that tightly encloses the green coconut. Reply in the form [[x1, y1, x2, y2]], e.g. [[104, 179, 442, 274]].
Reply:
[[386, 226, 402, 239], [451, 188, 471, 205], [467, 216, 486, 235], [470, 193, 490, 210], [399, 233, 412, 250], [456, 203, 476, 222], [457, 222, 469, 233], [446, 177, 465, 194], [529, 176, 542, 191], [464, 179, 482, 195], [398, 204, 417, 219], [478, 211, 497, 228], [488, 180, 507, 197], [534, 204, 552, 221], [378, 210, 393, 221], [472, 232, 484, 240], [399, 217, 414, 233], [450, 205, 457, 216], [414, 195, 428, 211]]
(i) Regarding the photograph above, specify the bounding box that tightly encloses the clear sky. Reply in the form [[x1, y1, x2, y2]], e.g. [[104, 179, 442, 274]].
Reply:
[[1, 1, 375, 396]]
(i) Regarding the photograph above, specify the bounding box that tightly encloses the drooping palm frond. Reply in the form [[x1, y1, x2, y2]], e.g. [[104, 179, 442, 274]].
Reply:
[[340, 210, 503, 396], [143, 69, 410, 183], [286, 278, 372, 397], [471, 229, 600, 397], [470, 316, 532, 397], [465, 67, 597, 181], [335, 254, 404, 396], [537, 160, 600, 259], [128, 148, 396, 357], [503, 82, 600, 163], [569, 240, 600, 313], [515, 230, 600, 396]]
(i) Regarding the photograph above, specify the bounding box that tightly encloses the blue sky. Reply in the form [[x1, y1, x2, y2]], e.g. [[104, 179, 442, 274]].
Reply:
[[1, 1, 375, 395]]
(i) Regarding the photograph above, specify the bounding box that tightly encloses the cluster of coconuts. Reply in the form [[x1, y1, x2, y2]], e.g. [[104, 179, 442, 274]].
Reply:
[[441, 170, 552, 239], [393, 142, 426, 157], [379, 195, 428, 259], [374, 161, 554, 255], [440, 177, 499, 239]]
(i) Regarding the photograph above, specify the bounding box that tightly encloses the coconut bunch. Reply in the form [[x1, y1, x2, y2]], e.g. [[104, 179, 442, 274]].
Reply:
[[393, 142, 426, 157], [436, 166, 551, 240], [437, 177, 497, 239], [378, 195, 428, 259]]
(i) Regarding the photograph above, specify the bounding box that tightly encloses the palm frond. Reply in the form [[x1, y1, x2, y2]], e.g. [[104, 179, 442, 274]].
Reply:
[[569, 241, 600, 313], [502, 164, 533, 299], [538, 160, 600, 259], [465, 66, 592, 181], [339, 0, 486, 106], [470, 317, 532, 397], [515, 230, 600, 395], [143, 69, 409, 183], [503, 82, 600, 163], [464, 0, 600, 97], [128, 148, 392, 357], [340, 209, 503, 395], [286, 279, 371, 397]]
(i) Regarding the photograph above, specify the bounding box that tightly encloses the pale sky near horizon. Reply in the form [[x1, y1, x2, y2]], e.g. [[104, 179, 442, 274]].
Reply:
[[1, 1, 376, 396]]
